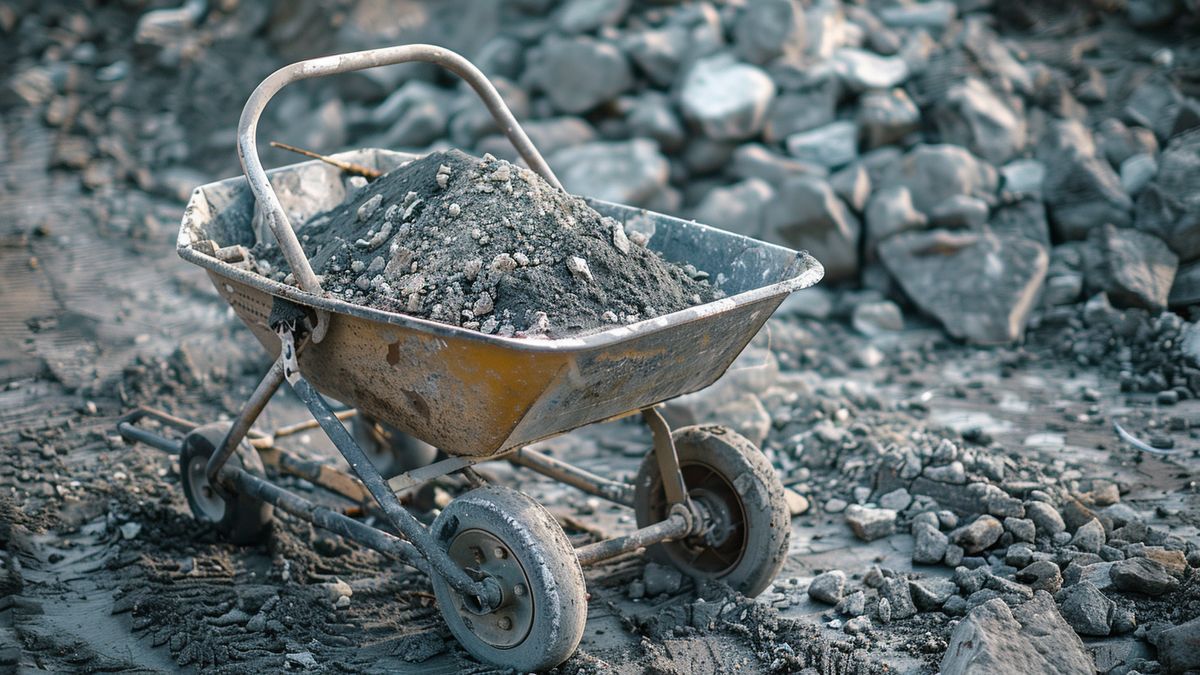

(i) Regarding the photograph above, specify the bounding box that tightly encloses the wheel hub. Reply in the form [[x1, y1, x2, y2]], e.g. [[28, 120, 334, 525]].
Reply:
[[186, 454, 226, 522], [445, 529, 534, 649]]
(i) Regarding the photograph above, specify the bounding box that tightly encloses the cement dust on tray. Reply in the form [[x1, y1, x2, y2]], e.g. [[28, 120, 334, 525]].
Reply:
[[252, 150, 719, 338]]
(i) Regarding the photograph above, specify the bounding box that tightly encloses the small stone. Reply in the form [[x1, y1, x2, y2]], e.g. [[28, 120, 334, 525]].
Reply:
[[876, 597, 892, 623], [837, 590, 866, 616], [1058, 581, 1114, 636], [851, 301, 904, 336], [844, 615, 872, 635], [472, 293, 494, 317], [680, 54, 776, 141], [1108, 557, 1179, 596], [912, 522, 950, 565], [1070, 519, 1106, 554], [357, 194, 383, 221], [1004, 517, 1036, 543], [1026, 501, 1066, 537], [808, 570, 846, 605], [909, 577, 958, 611], [880, 577, 917, 619], [951, 516, 1004, 555], [786, 121, 858, 169], [1017, 560, 1063, 593], [845, 504, 897, 541], [119, 522, 141, 540], [566, 256, 593, 283]]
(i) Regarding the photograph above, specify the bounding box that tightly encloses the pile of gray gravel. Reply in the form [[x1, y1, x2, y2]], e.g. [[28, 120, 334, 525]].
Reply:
[[253, 150, 719, 338]]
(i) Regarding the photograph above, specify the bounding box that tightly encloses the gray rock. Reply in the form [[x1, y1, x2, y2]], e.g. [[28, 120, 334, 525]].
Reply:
[[1089, 224, 1178, 311], [913, 521, 950, 564], [880, 577, 917, 619], [1017, 560, 1063, 594], [1043, 150, 1132, 240], [763, 176, 861, 282], [923, 461, 967, 484], [833, 48, 909, 91], [1124, 72, 1183, 139], [680, 54, 776, 141], [693, 179, 774, 240], [880, 144, 998, 214], [1058, 580, 1114, 636], [371, 81, 453, 148], [1134, 129, 1200, 262], [989, 197, 1050, 248], [548, 140, 669, 207], [830, 164, 871, 212], [729, 143, 824, 187], [837, 589, 867, 616], [851, 301, 904, 336], [930, 195, 989, 230], [880, 230, 1048, 345], [1004, 517, 1036, 543], [941, 594, 1094, 675], [866, 185, 927, 253], [1120, 153, 1157, 196], [1169, 259, 1200, 307], [909, 577, 958, 611], [623, 25, 688, 88], [1001, 159, 1046, 198], [733, 0, 806, 65], [625, 92, 685, 152], [763, 86, 837, 143], [808, 569, 846, 604], [1097, 118, 1158, 168], [1026, 501, 1066, 537], [555, 0, 629, 33], [785, 120, 859, 169], [521, 117, 597, 156], [877, 596, 892, 623], [952, 515, 1004, 555], [1153, 615, 1200, 673], [857, 88, 920, 149], [879, 1, 957, 28], [845, 504, 897, 541], [1108, 556, 1179, 596], [879, 488, 913, 511], [1070, 518, 1106, 554], [528, 36, 632, 114], [843, 615, 872, 635], [944, 544, 965, 567], [935, 77, 1026, 164]]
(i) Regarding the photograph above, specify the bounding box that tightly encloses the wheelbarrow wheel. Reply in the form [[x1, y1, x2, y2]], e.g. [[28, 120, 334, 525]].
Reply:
[[633, 425, 790, 597], [351, 414, 439, 479], [179, 423, 274, 545], [430, 485, 587, 671]]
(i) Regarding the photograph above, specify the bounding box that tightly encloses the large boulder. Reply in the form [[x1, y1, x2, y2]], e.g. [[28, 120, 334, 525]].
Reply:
[[680, 54, 776, 140], [1135, 129, 1200, 262], [879, 230, 1047, 344], [732, 0, 807, 65], [879, 144, 999, 214], [1040, 120, 1132, 240], [548, 139, 669, 207], [1088, 224, 1178, 311], [763, 176, 861, 281], [693, 179, 774, 239], [1153, 615, 1200, 673], [940, 594, 1094, 674], [934, 77, 1026, 165], [527, 35, 632, 114]]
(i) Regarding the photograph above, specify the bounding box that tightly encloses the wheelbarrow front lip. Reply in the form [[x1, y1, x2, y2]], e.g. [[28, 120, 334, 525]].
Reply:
[[178, 162, 824, 353]]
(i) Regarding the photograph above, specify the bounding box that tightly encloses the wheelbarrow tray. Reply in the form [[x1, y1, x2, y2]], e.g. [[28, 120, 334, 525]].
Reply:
[[178, 148, 823, 458]]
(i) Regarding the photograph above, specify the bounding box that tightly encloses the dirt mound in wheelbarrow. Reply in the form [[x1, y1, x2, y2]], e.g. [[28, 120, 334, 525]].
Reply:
[[253, 150, 720, 338]]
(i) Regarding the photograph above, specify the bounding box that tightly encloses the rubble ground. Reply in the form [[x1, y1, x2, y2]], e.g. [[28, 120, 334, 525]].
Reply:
[[2, 0, 1199, 673]]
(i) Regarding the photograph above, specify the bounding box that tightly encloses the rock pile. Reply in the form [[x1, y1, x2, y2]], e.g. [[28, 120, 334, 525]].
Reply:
[[250, 150, 718, 337]]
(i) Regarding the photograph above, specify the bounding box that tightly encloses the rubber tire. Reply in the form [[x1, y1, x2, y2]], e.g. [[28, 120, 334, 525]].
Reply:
[[633, 425, 790, 597], [430, 485, 587, 671], [352, 414, 440, 479], [179, 423, 274, 545]]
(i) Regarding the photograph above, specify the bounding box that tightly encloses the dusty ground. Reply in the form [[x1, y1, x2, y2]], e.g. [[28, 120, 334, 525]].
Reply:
[[2, 1, 1199, 673]]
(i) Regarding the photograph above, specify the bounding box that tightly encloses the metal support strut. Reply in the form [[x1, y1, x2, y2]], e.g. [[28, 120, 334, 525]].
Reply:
[[272, 323, 501, 610]]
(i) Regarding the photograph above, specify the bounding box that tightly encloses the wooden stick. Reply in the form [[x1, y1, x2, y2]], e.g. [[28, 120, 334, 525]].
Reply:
[[269, 141, 382, 179]]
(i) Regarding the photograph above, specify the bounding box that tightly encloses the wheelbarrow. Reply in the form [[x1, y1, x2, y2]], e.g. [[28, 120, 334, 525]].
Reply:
[[117, 44, 823, 671]]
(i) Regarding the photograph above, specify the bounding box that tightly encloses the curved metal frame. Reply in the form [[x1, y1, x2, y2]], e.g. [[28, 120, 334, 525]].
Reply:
[[236, 44, 563, 295]]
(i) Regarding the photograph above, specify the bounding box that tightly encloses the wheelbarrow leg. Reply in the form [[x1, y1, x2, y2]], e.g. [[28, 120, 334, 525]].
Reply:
[[206, 357, 286, 485], [272, 322, 501, 610]]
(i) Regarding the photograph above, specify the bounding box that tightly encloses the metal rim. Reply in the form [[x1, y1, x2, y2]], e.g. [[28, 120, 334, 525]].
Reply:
[[444, 528, 534, 650], [186, 454, 227, 522], [652, 461, 748, 576]]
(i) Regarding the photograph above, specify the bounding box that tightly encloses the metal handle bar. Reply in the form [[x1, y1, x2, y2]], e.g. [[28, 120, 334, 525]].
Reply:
[[237, 44, 562, 295]]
